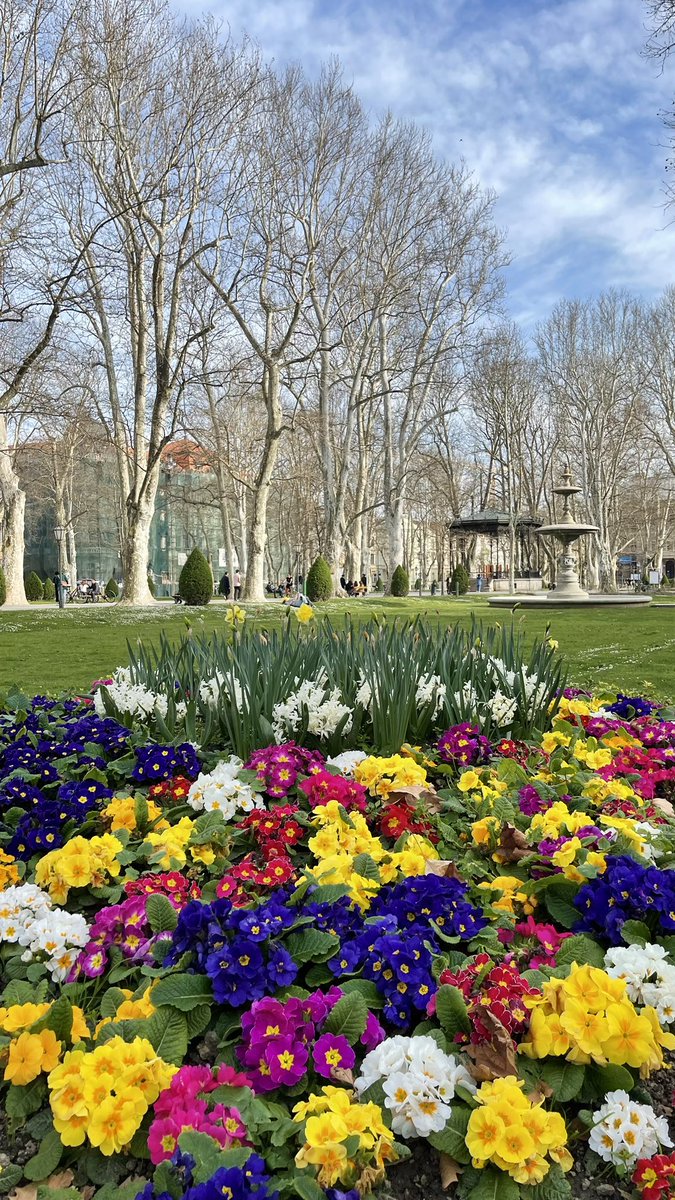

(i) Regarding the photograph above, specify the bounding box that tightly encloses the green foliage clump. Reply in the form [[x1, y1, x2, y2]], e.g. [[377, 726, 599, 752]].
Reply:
[[24, 571, 44, 601], [450, 564, 470, 595], [147, 574, 157, 598], [413, 577, 421, 590], [390, 564, 409, 597], [179, 548, 213, 605], [105, 577, 119, 599], [374, 577, 384, 593], [43, 577, 56, 601], [0, 567, 6, 607], [306, 555, 333, 602]]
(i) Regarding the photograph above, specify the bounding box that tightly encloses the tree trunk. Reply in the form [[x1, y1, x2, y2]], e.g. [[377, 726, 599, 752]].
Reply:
[[119, 490, 157, 605], [243, 364, 281, 602], [0, 415, 27, 604]]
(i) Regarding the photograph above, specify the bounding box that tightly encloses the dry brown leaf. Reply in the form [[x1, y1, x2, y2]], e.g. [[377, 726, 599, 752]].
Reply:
[[45, 1172, 74, 1190], [440, 1153, 463, 1190], [331, 1066, 354, 1086], [9, 1187, 37, 1200], [465, 1011, 518, 1081], [386, 784, 441, 813], [653, 796, 675, 817], [496, 823, 531, 863], [425, 859, 465, 881], [528, 1081, 554, 1105]]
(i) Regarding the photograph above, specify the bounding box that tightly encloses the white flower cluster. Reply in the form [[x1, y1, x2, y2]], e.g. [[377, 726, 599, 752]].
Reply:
[[604, 943, 675, 1024], [198, 672, 244, 712], [94, 666, 168, 721], [0, 884, 90, 982], [355, 1034, 475, 1138], [588, 1089, 672, 1168], [187, 757, 263, 819], [355, 674, 374, 711], [415, 674, 447, 716], [272, 672, 352, 743], [486, 690, 518, 728], [326, 750, 368, 776]]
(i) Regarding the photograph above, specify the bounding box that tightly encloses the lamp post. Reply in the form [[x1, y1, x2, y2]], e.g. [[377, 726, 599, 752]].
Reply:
[[53, 525, 66, 609]]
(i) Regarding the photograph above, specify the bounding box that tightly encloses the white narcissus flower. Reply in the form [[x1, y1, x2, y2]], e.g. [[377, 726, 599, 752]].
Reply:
[[272, 673, 352, 743]]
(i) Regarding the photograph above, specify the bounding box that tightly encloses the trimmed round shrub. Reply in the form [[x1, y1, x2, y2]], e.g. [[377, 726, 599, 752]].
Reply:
[[390, 564, 409, 597], [0, 568, 6, 607], [450, 564, 470, 595], [218, 573, 230, 596], [374, 577, 384, 593], [43, 577, 56, 601], [414, 577, 421, 590], [179, 548, 213, 605], [306, 555, 333, 602], [105, 577, 119, 599], [24, 571, 44, 601], [147, 574, 156, 598]]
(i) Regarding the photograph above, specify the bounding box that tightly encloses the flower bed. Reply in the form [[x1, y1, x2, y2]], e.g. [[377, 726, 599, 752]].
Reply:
[[1, 655, 675, 1200]]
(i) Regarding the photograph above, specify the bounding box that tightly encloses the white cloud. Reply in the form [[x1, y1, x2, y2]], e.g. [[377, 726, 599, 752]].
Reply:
[[172, 0, 675, 323]]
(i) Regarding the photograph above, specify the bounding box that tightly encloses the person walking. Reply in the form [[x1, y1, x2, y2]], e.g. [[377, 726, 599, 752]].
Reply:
[[53, 570, 62, 605], [233, 569, 242, 601], [223, 572, 231, 599]]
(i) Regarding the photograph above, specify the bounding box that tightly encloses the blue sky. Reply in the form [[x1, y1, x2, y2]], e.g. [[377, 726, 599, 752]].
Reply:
[[175, 0, 675, 326]]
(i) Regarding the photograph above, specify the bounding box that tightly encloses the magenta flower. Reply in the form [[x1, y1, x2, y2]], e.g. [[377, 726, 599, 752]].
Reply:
[[80, 946, 108, 977], [312, 1033, 355, 1078], [361, 1011, 386, 1052], [265, 1036, 308, 1086]]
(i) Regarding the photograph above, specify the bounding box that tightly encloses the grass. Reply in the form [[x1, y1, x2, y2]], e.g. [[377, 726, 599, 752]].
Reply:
[[0, 595, 672, 698]]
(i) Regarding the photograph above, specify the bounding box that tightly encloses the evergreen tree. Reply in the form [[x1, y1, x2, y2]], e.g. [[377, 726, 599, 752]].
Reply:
[[306, 556, 333, 602], [105, 577, 119, 599], [24, 572, 44, 601], [450, 564, 470, 595], [179, 548, 213, 605], [390, 564, 409, 597]]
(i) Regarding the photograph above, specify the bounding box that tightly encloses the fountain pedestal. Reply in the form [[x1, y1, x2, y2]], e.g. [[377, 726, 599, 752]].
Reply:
[[488, 466, 652, 609]]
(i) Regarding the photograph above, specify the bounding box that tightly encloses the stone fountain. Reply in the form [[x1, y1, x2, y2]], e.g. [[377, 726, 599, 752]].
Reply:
[[488, 465, 652, 609]]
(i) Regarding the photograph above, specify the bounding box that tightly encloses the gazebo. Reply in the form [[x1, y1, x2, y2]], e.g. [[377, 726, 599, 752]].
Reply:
[[448, 507, 543, 586]]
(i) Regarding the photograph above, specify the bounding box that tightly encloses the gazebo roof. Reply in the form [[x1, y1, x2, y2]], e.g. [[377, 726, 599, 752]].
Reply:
[[449, 507, 542, 535]]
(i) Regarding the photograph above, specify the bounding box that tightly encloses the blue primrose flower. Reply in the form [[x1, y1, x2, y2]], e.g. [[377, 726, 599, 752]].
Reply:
[[132, 741, 201, 783], [606, 693, 656, 719], [575, 855, 675, 940]]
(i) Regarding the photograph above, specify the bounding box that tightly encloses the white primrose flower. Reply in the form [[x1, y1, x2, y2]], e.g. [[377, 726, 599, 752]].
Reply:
[[326, 750, 368, 776], [187, 757, 262, 819], [604, 944, 675, 1023], [0, 884, 90, 982], [355, 1034, 475, 1139], [588, 1090, 673, 1169]]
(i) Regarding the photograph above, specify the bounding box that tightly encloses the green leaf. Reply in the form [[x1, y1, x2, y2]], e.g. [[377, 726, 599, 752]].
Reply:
[[23, 1128, 63, 1181], [5, 1077, 46, 1119], [189, 810, 228, 845], [539, 1059, 585, 1102], [304, 884, 349, 904], [583, 1062, 635, 1100], [144, 1006, 188, 1064], [351, 852, 381, 881], [530, 1163, 573, 1200], [285, 929, 339, 964], [186, 1004, 212, 1039], [428, 1105, 471, 1163], [340, 978, 384, 1008], [555, 934, 605, 969], [100, 986, 131, 1019], [467, 1165, 520, 1200], [0, 1164, 23, 1196], [324, 991, 368, 1044], [620, 920, 651, 948], [280, 1175, 325, 1200], [543, 884, 579, 930], [151, 972, 214, 1011], [435, 984, 471, 1038], [146, 893, 178, 933]]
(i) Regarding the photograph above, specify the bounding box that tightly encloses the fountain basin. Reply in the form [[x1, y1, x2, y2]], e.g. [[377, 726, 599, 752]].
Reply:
[[488, 593, 652, 609]]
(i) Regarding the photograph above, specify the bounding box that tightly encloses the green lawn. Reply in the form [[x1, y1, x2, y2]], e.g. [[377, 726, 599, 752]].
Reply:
[[0, 596, 673, 698]]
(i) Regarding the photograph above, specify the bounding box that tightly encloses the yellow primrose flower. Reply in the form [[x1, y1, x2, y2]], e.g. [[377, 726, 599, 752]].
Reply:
[[541, 731, 571, 753], [457, 769, 482, 793]]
